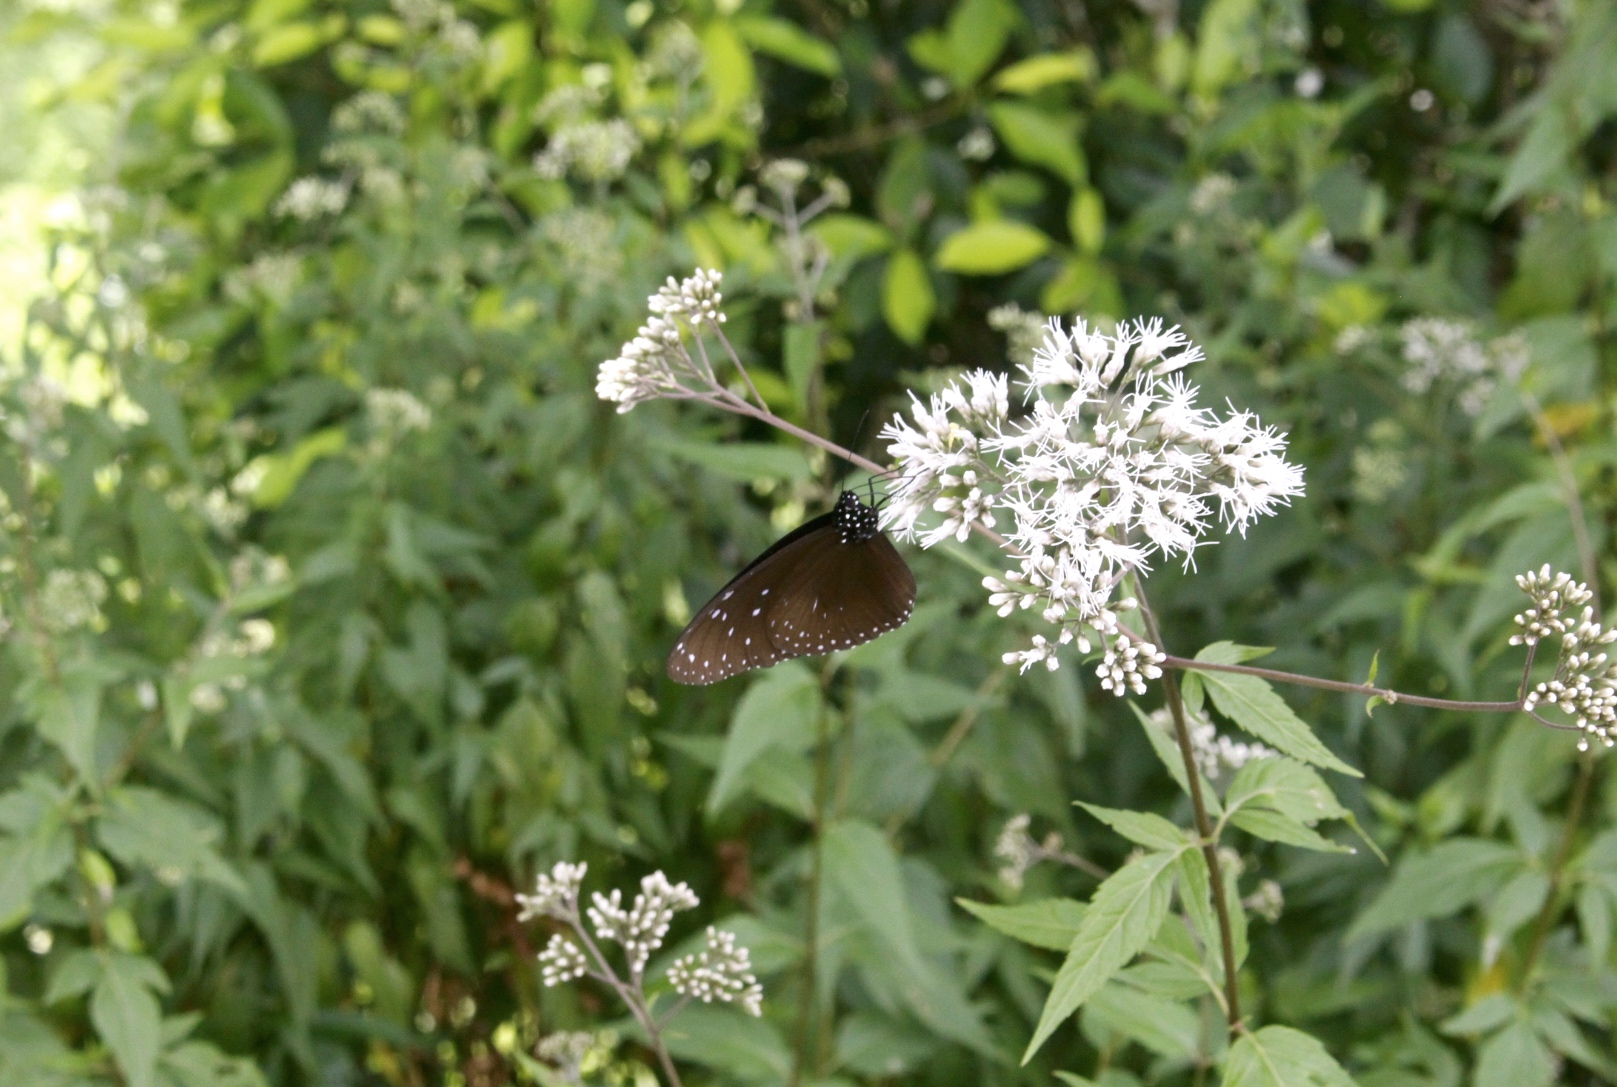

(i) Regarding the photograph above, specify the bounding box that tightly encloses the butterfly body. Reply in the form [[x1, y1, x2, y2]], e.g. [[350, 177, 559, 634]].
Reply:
[[667, 492, 915, 685]]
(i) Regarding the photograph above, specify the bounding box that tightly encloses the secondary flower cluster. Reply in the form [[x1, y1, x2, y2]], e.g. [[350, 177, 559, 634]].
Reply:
[[518, 861, 763, 1016], [880, 317, 1304, 688], [596, 269, 728, 412], [1513, 566, 1616, 752], [1149, 706, 1276, 782], [666, 927, 763, 1016]]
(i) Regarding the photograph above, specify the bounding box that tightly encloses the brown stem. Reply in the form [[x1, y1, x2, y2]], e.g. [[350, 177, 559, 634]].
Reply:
[[1153, 651, 1523, 713], [1518, 753, 1597, 989], [1136, 595, 1243, 1034]]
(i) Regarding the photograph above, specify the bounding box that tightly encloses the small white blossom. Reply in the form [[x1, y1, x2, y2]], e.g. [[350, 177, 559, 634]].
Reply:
[[587, 871, 699, 975], [40, 570, 108, 633], [1149, 706, 1275, 782], [596, 269, 729, 412], [882, 318, 1301, 694], [331, 91, 405, 135], [275, 177, 349, 221], [516, 861, 588, 921], [535, 1032, 594, 1083], [365, 387, 432, 436], [957, 127, 995, 160], [1243, 878, 1284, 922], [1399, 318, 1530, 417], [1513, 566, 1617, 752], [1189, 174, 1237, 215], [667, 926, 763, 1016], [534, 119, 640, 183], [538, 933, 590, 986]]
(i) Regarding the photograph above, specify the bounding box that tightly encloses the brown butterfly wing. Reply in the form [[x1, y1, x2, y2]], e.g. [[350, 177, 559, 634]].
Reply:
[[765, 532, 916, 657]]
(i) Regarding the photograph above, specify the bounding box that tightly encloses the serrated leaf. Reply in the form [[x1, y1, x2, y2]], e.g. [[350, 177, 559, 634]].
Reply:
[[1196, 649, 1360, 777], [1023, 847, 1184, 1061], [1078, 802, 1189, 851], [957, 897, 1086, 950], [1346, 839, 1523, 942], [1222, 1025, 1358, 1087], [96, 786, 247, 896], [1224, 757, 1350, 825], [1229, 809, 1353, 852], [935, 219, 1052, 275], [1086, 981, 1200, 1060], [91, 953, 167, 1087]]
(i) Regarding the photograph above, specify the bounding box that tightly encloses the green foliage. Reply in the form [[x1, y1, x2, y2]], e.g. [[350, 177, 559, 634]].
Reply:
[[3, 0, 1617, 1084]]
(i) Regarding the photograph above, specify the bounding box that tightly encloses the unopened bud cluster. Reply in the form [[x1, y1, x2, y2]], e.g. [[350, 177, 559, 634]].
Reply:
[[538, 933, 590, 986], [596, 270, 728, 412], [1513, 566, 1617, 752], [666, 927, 763, 1016], [587, 871, 700, 976]]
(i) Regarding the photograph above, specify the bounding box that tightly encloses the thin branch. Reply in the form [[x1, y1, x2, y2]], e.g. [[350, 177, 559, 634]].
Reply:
[[1154, 650, 1524, 713], [1136, 592, 1244, 1036], [1519, 386, 1600, 613]]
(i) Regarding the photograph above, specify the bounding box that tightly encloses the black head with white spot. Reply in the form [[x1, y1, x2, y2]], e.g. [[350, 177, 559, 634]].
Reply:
[[834, 491, 881, 545]]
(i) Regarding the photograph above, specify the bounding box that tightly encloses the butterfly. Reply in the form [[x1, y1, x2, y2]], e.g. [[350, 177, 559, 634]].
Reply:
[[667, 491, 916, 685]]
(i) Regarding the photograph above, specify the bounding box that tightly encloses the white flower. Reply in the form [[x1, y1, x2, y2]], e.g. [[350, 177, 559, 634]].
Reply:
[[516, 861, 588, 921], [535, 1032, 594, 1083], [881, 317, 1303, 693], [1149, 706, 1275, 782], [1399, 318, 1530, 418], [365, 387, 432, 436], [275, 177, 349, 221], [667, 927, 763, 1016], [534, 119, 640, 183], [596, 270, 728, 412], [538, 933, 590, 986], [587, 871, 699, 975], [40, 570, 107, 633], [1513, 567, 1617, 752]]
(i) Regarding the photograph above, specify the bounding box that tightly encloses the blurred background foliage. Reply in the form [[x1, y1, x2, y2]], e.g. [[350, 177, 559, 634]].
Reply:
[[1, 0, 1615, 1084]]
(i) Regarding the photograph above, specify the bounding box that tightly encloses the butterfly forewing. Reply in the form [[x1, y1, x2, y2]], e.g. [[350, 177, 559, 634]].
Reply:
[[666, 492, 915, 685]]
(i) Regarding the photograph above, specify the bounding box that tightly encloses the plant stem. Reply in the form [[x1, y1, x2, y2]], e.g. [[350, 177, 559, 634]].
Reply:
[[1136, 593, 1243, 1034], [1518, 753, 1597, 989], [1152, 650, 1524, 713], [791, 690, 834, 1085], [568, 914, 684, 1087]]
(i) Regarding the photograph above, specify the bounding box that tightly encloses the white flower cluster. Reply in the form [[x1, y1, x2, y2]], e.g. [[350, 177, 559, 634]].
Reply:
[[515, 861, 588, 921], [596, 270, 727, 412], [1242, 878, 1284, 922], [667, 926, 763, 1017], [331, 91, 406, 136], [1512, 566, 1617, 752], [275, 177, 349, 221], [365, 387, 433, 438], [40, 569, 108, 633], [535, 1031, 594, 1083], [881, 318, 1304, 689], [534, 119, 641, 184], [993, 813, 1058, 890], [1399, 318, 1529, 417], [587, 871, 700, 976], [1149, 706, 1275, 782], [538, 933, 590, 986]]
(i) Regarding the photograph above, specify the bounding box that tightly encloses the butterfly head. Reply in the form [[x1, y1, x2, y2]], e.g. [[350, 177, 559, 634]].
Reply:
[[834, 490, 880, 544]]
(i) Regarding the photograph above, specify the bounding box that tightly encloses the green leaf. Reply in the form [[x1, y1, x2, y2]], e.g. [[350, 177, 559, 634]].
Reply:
[[1222, 1025, 1358, 1087], [1346, 839, 1523, 942], [935, 220, 1052, 275], [1085, 981, 1200, 1060], [44, 948, 103, 1003], [1474, 1021, 1555, 1087], [1195, 648, 1360, 777], [956, 897, 1086, 950], [935, 0, 1019, 87], [1078, 802, 1189, 851], [809, 213, 893, 262], [989, 101, 1085, 184], [993, 50, 1097, 94], [1129, 702, 1221, 817], [707, 663, 820, 815], [647, 435, 813, 482], [1229, 809, 1352, 853], [1224, 757, 1350, 825], [882, 248, 935, 344], [30, 671, 104, 785], [1024, 847, 1184, 1061], [660, 1004, 792, 1079], [733, 15, 840, 77], [699, 19, 756, 114], [91, 953, 167, 1087], [96, 786, 248, 896]]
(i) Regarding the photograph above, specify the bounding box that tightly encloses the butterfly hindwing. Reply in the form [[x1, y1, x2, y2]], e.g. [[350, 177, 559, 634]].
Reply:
[[767, 533, 915, 656]]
